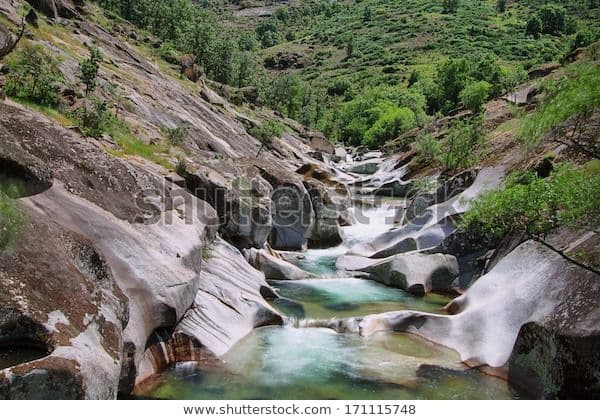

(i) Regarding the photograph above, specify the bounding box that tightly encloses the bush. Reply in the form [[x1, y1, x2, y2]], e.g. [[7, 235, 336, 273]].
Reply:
[[460, 80, 492, 113], [249, 120, 286, 156], [519, 63, 600, 152], [70, 98, 112, 138], [526, 15, 542, 38], [363, 106, 416, 148], [414, 133, 441, 163], [165, 126, 188, 145], [4, 44, 64, 106], [460, 163, 600, 241], [436, 117, 485, 171], [442, 0, 459, 14], [327, 78, 352, 97], [538, 5, 566, 35]]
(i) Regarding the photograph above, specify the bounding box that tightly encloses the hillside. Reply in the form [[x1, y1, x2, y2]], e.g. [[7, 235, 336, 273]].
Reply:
[[0, 0, 599, 402], [226, 0, 600, 145]]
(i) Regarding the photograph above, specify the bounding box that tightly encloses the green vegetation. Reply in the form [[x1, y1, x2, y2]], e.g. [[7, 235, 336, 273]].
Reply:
[[78, 45, 102, 96], [459, 80, 492, 114], [225, 0, 598, 146], [0, 186, 24, 251], [4, 43, 63, 106], [249, 120, 286, 157], [460, 162, 600, 243], [519, 62, 600, 156], [81, 0, 597, 148], [164, 126, 189, 146], [96, 0, 259, 86], [414, 117, 486, 171]]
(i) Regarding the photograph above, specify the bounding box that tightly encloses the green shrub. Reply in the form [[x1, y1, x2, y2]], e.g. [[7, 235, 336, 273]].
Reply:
[[460, 80, 492, 113], [526, 15, 542, 38], [249, 120, 286, 157], [436, 117, 485, 171], [460, 163, 600, 241], [4, 44, 64, 107], [519, 63, 600, 152], [70, 97, 112, 138], [78, 45, 102, 96], [415, 133, 441, 163], [539, 4, 567, 35], [165, 126, 188, 145], [363, 106, 416, 148]]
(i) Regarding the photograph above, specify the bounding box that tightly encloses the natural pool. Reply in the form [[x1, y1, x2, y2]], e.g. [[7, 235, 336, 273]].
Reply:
[[138, 203, 523, 400]]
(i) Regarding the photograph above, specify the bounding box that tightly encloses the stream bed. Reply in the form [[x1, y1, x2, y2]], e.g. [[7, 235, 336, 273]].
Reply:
[[138, 200, 524, 400]]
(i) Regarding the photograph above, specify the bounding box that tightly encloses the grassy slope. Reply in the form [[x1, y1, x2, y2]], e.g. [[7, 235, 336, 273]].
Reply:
[[230, 0, 599, 92]]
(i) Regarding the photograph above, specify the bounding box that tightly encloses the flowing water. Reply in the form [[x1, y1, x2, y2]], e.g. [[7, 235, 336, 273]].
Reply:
[[139, 198, 523, 400]]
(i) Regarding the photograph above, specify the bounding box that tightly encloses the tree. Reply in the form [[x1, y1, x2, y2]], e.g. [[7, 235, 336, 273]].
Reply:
[[442, 0, 459, 14], [526, 15, 542, 38], [408, 69, 420, 87], [250, 120, 285, 157], [363, 6, 372, 22], [460, 80, 492, 113], [4, 44, 63, 106], [436, 117, 485, 171], [78, 45, 102, 96], [496, 0, 506, 13], [460, 163, 600, 275], [432, 58, 471, 113], [538, 5, 566, 35]]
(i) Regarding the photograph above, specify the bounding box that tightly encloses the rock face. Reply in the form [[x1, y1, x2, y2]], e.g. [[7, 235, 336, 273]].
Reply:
[[244, 246, 312, 280], [508, 322, 600, 399], [0, 101, 287, 398], [25, 0, 84, 19], [337, 252, 459, 295], [137, 239, 282, 382], [0, 212, 127, 399], [350, 165, 505, 258], [351, 231, 600, 397]]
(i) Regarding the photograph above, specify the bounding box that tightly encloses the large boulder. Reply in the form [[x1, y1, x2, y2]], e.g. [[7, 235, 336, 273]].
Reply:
[[508, 322, 600, 399], [0, 102, 223, 397], [25, 0, 85, 19], [180, 54, 204, 83], [350, 166, 505, 258], [137, 239, 282, 380], [255, 162, 315, 251], [337, 252, 459, 295], [351, 230, 600, 397], [244, 246, 312, 280], [0, 213, 128, 399]]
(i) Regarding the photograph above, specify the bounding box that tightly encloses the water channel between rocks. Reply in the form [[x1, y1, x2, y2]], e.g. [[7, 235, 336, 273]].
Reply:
[[138, 198, 523, 400]]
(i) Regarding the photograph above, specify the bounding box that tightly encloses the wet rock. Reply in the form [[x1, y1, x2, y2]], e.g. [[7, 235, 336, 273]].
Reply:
[[348, 160, 380, 175], [373, 178, 414, 198], [508, 322, 600, 399], [244, 246, 312, 280], [354, 230, 600, 399], [173, 239, 282, 359], [305, 179, 344, 248], [337, 253, 459, 295]]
